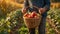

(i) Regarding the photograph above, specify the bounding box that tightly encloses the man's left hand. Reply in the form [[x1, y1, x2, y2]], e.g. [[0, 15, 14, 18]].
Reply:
[[39, 8, 47, 14]]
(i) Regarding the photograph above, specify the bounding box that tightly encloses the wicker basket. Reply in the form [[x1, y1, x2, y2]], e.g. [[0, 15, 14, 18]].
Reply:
[[23, 16, 41, 28]]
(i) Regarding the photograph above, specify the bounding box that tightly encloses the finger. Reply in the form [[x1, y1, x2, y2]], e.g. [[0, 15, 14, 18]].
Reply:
[[39, 10, 41, 14]]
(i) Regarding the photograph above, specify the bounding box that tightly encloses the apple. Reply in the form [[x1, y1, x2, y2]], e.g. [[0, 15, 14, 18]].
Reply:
[[28, 15, 33, 18], [24, 13, 30, 17], [31, 11, 37, 17], [23, 11, 40, 18], [34, 15, 39, 18]]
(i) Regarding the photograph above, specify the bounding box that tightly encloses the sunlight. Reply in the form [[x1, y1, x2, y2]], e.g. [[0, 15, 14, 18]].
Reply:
[[4, 0, 24, 8]]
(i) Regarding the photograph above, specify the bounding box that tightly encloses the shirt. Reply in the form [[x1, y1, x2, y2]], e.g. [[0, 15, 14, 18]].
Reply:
[[24, 0, 50, 17]]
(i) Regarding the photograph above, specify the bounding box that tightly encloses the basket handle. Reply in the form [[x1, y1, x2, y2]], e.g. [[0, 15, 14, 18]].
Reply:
[[27, 6, 41, 14]]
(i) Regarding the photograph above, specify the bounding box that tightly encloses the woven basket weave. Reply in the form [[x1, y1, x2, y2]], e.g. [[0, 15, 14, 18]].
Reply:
[[23, 16, 41, 28]]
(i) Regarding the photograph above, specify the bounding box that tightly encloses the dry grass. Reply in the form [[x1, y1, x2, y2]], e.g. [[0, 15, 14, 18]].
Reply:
[[51, 3, 60, 8], [0, 0, 60, 9]]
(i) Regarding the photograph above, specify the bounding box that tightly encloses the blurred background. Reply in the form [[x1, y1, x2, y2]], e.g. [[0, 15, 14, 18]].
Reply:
[[0, 0, 60, 34]]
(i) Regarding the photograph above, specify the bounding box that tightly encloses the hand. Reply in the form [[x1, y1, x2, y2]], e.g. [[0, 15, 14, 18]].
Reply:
[[22, 7, 29, 14], [22, 8, 27, 14], [39, 8, 46, 14]]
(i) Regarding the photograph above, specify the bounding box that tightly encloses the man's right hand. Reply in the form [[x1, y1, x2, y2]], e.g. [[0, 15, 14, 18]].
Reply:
[[22, 8, 27, 14]]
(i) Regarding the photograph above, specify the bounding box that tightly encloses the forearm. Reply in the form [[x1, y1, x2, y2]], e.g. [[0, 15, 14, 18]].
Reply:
[[43, 0, 51, 11]]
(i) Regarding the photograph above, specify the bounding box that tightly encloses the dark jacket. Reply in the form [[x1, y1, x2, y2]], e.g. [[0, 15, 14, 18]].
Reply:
[[24, 0, 50, 17]]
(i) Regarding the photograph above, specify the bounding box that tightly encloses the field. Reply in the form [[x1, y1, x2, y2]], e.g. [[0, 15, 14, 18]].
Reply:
[[0, 0, 60, 34]]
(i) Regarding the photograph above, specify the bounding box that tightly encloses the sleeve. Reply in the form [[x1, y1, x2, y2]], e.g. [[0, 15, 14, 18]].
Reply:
[[24, 0, 29, 8], [44, 0, 51, 11]]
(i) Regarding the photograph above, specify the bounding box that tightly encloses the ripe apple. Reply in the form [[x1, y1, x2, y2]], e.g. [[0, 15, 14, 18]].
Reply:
[[24, 11, 40, 18], [28, 15, 33, 18], [34, 15, 39, 18], [31, 11, 37, 17], [24, 13, 30, 17]]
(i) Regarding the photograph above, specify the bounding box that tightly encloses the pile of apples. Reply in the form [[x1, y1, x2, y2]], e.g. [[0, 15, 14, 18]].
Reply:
[[23, 11, 40, 18]]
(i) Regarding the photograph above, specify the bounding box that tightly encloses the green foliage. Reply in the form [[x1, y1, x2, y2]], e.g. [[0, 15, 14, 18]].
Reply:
[[0, 9, 29, 34], [48, 9, 60, 25], [0, 8, 60, 34], [47, 9, 60, 34]]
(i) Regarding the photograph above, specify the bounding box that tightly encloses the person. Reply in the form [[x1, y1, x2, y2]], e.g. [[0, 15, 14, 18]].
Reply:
[[22, 0, 50, 34]]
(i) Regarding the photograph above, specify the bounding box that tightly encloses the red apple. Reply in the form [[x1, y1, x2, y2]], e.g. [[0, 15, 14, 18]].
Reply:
[[24, 11, 40, 18], [34, 16, 39, 18], [24, 13, 30, 17], [31, 11, 37, 17], [28, 15, 34, 18]]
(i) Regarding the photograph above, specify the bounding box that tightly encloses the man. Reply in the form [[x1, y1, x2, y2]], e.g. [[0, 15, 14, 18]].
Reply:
[[22, 0, 50, 34]]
